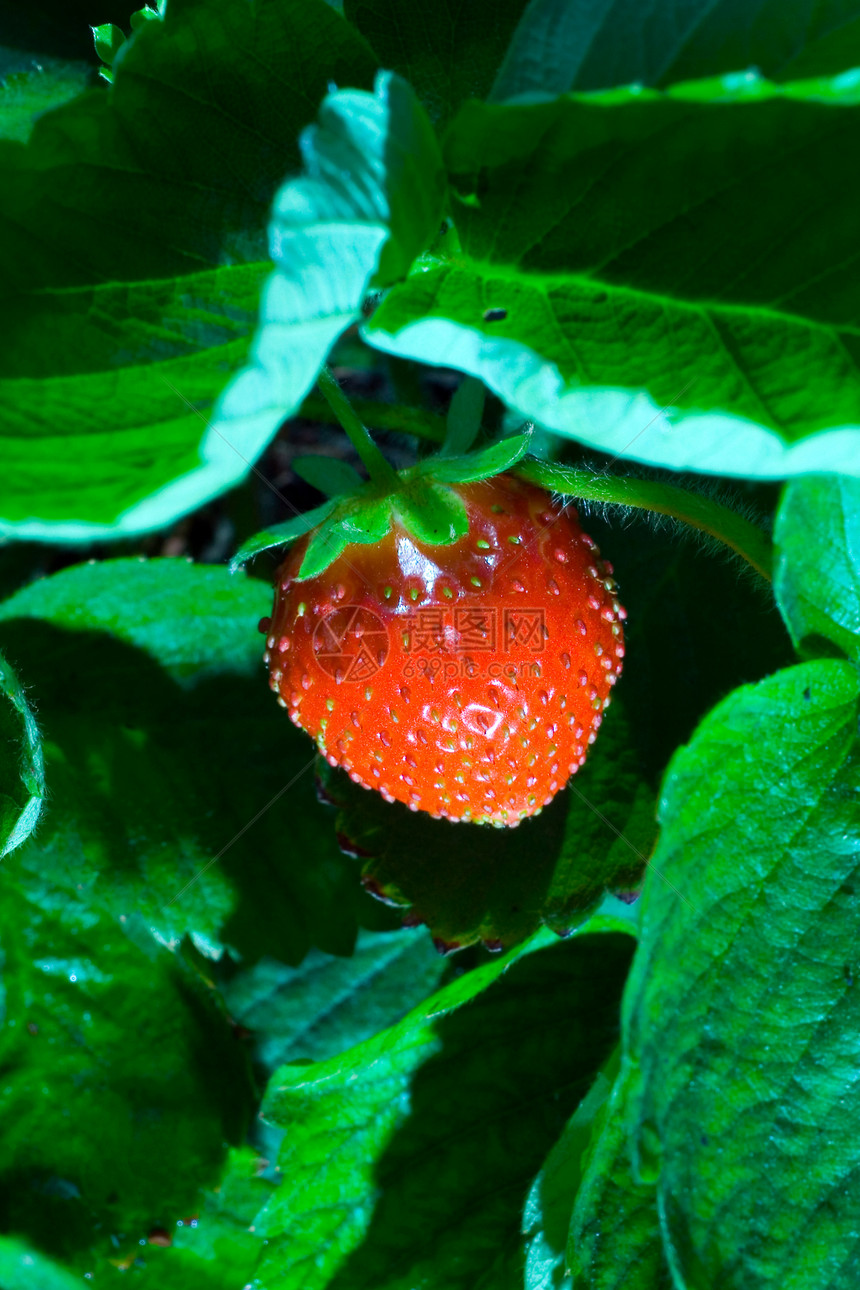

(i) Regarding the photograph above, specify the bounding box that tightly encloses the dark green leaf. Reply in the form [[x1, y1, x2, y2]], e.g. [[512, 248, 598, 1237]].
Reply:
[[441, 375, 486, 457], [775, 474, 860, 661], [343, 0, 529, 124], [256, 934, 634, 1290], [292, 456, 366, 498], [489, 0, 616, 102], [623, 659, 860, 1289], [567, 1063, 669, 1290], [367, 80, 860, 479], [1, 0, 376, 539], [0, 560, 361, 962], [222, 927, 448, 1074], [212, 71, 446, 472], [0, 649, 44, 858], [522, 1048, 620, 1290], [230, 501, 337, 572], [0, 56, 90, 144], [321, 696, 652, 950], [0, 883, 254, 1270]]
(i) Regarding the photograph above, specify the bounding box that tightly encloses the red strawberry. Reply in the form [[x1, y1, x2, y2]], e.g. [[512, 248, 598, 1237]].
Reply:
[[258, 472, 624, 826]]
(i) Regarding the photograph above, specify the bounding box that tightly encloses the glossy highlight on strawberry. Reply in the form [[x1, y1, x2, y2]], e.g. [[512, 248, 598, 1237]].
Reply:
[[259, 473, 625, 825]]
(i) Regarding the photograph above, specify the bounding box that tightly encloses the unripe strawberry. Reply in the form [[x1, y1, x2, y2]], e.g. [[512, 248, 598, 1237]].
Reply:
[[258, 472, 624, 826]]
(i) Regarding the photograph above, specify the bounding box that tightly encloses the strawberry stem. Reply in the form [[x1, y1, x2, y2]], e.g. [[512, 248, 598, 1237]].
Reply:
[[317, 366, 400, 490]]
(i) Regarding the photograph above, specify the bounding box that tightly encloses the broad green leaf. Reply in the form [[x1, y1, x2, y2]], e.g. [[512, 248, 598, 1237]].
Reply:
[[0, 884, 254, 1271], [256, 934, 634, 1290], [212, 70, 446, 470], [230, 500, 337, 572], [775, 474, 860, 661], [0, 0, 377, 539], [567, 1063, 669, 1290], [0, 1239, 82, 1290], [0, 649, 44, 857], [221, 927, 449, 1073], [321, 696, 652, 950], [366, 80, 860, 480], [344, 0, 860, 122], [0, 560, 361, 962], [623, 659, 860, 1289], [0, 55, 90, 144]]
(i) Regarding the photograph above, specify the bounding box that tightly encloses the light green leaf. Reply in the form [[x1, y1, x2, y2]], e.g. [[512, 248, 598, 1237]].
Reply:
[[366, 80, 860, 479], [0, 0, 377, 540], [256, 934, 634, 1290], [775, 474, 860, 661], [0, 55, 90, 144], [0, 559, 360, 962], [91, 22, 126, 68], [0, 649, 44, 858], [292, 455, 366, 497], [230, 500, 337, 572], [221, 927, 449, 1073], [489, 0, 615, 103], [623, 659, 860, 1289], [0, 1239, 82, 1290], [212, 70, 446, 469]]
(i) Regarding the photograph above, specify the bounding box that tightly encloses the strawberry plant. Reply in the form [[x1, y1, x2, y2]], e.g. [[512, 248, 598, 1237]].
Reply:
[[1, 1, 859, 1287]]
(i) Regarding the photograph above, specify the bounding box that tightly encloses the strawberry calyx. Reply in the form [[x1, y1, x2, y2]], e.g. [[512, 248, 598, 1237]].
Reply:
[[230, 426, 531, 576]]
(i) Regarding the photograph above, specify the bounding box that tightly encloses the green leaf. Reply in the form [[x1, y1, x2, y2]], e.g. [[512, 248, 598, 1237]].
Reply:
[[490, 0, 860, 101], [230, 500, 337, 572], [366, 80, 860, 480], [211, 70, 446, 470], [255, 934, 634, 1290], [0, 883, 254, 1270], [0, 649, 44, 858], [0, 559, 361, 962], [344, 0, 860, 123], [441, 375, 486, 456], [343, 0, 529, 124], [522, 1048, 620, 1290], [321, 696, 652, 950], [623, 659, 860, 1289], [91, 21, 126, 68], [0, 56, 90, 145], [292, 455, 366, 498], [774, 474, 860, 661], [0, 1239, 82, 1290], [221, 927, 449, 1074], [0, 0, 377, 539], [567, 1063, 670, 1290]]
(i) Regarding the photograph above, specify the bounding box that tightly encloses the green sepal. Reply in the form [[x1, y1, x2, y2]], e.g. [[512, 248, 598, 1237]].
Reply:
[[292, 455, 365, 498], [298, 498, 392, 579], [129, 3, 165, 30], [416, 429, 532, 484], [391, 479, 469, 544], [441, 376, 486, 457], [229, 500, 337, 572]]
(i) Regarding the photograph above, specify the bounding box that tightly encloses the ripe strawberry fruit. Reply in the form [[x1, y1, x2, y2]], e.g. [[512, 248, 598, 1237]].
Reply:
[[258, 471, 624, 826]]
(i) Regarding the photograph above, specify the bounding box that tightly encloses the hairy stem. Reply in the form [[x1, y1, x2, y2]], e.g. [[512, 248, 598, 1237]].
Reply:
[[515, 459, 773, 582], [316, 367, 400, 488]]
